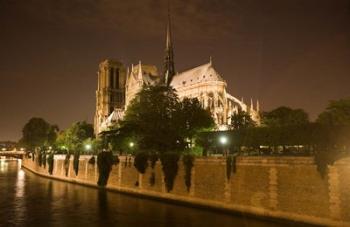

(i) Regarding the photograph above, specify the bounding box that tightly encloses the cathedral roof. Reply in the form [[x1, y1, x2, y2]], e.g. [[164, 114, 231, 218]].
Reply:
[[170, 61, 225, 88], [128, 63, 160, 85]]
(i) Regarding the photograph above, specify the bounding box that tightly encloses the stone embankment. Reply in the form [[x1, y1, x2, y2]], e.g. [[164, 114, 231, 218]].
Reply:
[[22, 155, 350, 226]]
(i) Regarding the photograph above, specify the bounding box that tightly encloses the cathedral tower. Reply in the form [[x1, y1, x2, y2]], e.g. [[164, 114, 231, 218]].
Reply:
[[94, 60, 126, 134], [163, 7, 176, 86]]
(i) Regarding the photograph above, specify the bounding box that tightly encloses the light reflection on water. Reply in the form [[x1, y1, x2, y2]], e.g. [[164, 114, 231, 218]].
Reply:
[[0, 160, 304, 227], [0, 159, 8, 172]]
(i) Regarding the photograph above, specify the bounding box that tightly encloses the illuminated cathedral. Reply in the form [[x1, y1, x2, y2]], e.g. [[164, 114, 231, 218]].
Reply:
[[94, 14, 260, 135]]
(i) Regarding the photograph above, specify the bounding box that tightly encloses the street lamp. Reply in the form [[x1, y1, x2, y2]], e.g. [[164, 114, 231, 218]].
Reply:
[[129, 142, 134, 148], [85, 144, 92, 151], [219, 135, 229, 156], [219, 135, 228, 145]]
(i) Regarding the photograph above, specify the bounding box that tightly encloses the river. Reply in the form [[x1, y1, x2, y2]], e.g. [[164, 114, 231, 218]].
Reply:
[[0, 159, 309, 227]]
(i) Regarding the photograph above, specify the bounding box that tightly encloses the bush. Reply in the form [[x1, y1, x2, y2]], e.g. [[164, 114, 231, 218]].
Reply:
[[112, 155, 120, 165], [226, 155, 237, 180], [183, 154, 194, 192], [314, 150, 341, 178], [97, 151, 114, 186], [64, 153, 71, 177], [38, 151, 43, 167], [149, 152, 158, 169], [42, 152, 47, 169], [134, 151, 149, 174], [47, 153, 54, 175], [149, 172, 156, 186], [73, 151, 80, 176], [88, 156, 96, 165], [160, 152, 180, 192]]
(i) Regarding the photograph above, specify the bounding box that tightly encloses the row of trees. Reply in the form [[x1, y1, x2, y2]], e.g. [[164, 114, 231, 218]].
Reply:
[[19, 93, 350, 157], [226, 99, 350, 154], [232, 99, 350, 130], [20, 119, 98, 155]]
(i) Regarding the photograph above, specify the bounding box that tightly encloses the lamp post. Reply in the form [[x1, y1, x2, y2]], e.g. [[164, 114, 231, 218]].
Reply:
[[219, 135, 229, 156], [85, 144, 92, 154]]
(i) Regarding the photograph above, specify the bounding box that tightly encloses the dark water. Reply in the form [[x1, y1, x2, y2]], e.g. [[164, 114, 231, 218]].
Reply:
[[0, 160, 306, 227]]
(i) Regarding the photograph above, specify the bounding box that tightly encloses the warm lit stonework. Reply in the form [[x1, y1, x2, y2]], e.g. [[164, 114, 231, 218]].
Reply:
[[94, 58, 260, 134]]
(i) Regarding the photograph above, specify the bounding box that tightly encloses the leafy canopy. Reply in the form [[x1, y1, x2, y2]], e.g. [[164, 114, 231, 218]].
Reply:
[[20, 117, 59, 150], [317, 98, 350, 126], [56, 121, 94, 152], [262, 106, 309, 127], [119, 85, 214, 152], [230, 108, 255, 130]]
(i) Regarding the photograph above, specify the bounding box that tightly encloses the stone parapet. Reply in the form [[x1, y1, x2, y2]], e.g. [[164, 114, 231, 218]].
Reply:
[[22, 155, 350, 226]]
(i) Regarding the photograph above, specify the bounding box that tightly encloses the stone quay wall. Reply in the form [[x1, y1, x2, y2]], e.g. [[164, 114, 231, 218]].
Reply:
[[22, 155, 350, 226]]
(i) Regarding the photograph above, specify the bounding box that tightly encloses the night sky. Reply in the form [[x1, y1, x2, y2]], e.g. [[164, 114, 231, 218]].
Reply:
[[1, 0, 349, 141]]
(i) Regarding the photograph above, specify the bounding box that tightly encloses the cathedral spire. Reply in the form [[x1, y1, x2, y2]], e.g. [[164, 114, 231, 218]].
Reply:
[[250, 98, 254, 111], [163, 1, 175, 86]]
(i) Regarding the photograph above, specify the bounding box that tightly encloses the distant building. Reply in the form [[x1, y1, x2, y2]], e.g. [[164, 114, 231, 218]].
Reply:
[[94, 14, 260, 135]]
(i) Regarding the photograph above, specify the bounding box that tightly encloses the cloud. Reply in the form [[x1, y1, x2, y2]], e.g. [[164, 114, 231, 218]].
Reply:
[[0, 0, 240, 40]]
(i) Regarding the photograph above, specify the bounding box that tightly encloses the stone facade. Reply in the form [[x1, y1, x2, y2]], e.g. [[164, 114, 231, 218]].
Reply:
[[94, 60, 126, 134], [95, 59, 260, 133]]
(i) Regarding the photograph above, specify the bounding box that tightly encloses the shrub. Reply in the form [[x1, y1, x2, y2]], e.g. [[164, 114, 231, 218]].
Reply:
[[314, 150, 342, 178], [42, 152, 47, 169], [64, 153, 71, 177], [149, 172, 156, 186], [226, 155, 237, 180], [149, 152, 158, 169], [73, 151, 80, 176], [182, 154, 194, 192], [47, 153, 54, 175], [97, 151, 114, 186], [38, 151, 43, 167], [160, 152, 180, 192], [112, 155, 120, 165], [88, 156, 96, 165], [134, 151, 149, 174]]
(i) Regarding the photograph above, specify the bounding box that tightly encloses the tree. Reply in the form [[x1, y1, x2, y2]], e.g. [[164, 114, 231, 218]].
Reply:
[[230, 108, 255, 130], [120, 85, 180, 152], [262, 106, 309, 127], [20, 117, 59, 150], [119, 85, 214, 153], [56, 121, 94, 153], [317, 98, 350, 126], [176, 98, 215, 147]]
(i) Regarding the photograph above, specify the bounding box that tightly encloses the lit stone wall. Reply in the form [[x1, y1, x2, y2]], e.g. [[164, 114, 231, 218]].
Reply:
[[22, 155, 350, 226]]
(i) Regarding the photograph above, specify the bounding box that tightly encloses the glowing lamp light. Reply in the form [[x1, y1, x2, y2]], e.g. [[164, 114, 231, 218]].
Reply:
[[20, 147, 25, 151], [129, 142, 135, 148], [85, 144, 92, 151], [219, 136, 228, 145]]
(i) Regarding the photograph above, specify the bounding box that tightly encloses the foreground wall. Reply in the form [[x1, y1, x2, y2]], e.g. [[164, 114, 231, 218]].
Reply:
[[22, 155, 350, 226]]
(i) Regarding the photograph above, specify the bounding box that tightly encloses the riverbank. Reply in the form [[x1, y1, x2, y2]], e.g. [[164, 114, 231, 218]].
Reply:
[[22, 155, 350, 226]]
